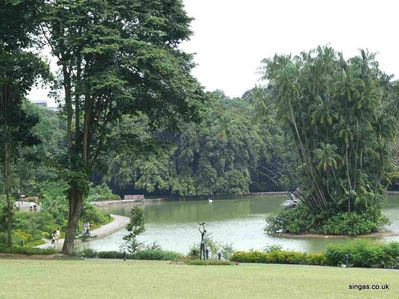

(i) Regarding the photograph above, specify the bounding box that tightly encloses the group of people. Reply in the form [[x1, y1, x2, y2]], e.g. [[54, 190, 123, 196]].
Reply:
[[83, 222, 91, 236], [49, 222, 91, 245], [51, 229, 61, 244], [29, 202, 37, 212]]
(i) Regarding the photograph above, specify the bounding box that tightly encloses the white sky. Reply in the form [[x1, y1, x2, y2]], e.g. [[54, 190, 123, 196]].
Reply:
[[28, 0, 399, 105]]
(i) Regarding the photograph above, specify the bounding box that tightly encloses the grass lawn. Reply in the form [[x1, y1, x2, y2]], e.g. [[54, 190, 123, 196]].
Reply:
[[0, 259, 396, 299]]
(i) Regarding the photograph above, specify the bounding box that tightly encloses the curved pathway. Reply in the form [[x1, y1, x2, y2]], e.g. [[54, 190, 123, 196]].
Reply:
[[36, 214, 129, 250]]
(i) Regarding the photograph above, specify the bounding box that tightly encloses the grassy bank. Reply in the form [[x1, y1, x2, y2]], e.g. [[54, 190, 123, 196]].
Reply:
[[0, 259, 396, 298]]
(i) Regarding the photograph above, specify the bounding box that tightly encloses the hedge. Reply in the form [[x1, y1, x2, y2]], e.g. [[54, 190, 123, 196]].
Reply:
[[231, 250, 326, 265], [77, 249, 181, 261], [231, 241, 399, 269], [0, 247, 57, 255], [324, 241, 399, 268]]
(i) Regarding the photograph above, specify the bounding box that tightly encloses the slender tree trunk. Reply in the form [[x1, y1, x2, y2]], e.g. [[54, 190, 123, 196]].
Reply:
[[2, 83, 13, 248], [62, 186, 84, 255], [345, 143, 351, 212], [63, 66, 73, 152], [4, 143, 12, 248]]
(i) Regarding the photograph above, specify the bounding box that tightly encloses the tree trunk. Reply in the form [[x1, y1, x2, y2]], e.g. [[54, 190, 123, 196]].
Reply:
[[62, 187, 84, 255], [4, 143, 12, 248]]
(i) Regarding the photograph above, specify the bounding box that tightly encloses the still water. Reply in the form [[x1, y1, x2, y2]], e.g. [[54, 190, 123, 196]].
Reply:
[[80, 195, 399, 254]]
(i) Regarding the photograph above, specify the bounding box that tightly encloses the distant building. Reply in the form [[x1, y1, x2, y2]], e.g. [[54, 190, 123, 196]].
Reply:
[[34, 100, 48, 108], [31, 100, 60, 112]]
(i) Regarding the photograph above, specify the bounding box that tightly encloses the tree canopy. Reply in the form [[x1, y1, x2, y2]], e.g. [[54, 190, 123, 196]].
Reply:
[[43, 0, 205, 254], [0, 0, 49, 247], [262, 46, 399, 234]]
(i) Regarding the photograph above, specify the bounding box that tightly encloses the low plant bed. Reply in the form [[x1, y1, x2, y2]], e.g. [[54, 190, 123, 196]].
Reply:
[[231, 250, 326, 266], [75, 248, 182, 261], [0, 246, 57, 256], [231, 241, 399, 269]]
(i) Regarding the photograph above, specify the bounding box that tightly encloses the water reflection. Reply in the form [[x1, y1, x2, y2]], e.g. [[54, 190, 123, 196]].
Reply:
[[80, 195, 399, 254]]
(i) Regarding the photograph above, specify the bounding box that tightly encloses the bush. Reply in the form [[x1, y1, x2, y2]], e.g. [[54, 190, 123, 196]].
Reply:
[[321, 213, 389, 235], [132, 249, 182, 261], [266, 204, 389, 236], [231, 250, 326, 265], [40, 181, 69, 227], [97, 251, 125, 259], [15, 211, 56, 239], [231, 241, 399, 269], [265, 204, 314, 234], [0, 246, 57, 255], [188, 244, 200, 258], [80, 202, 108, 226], [74, 248, 98, 258], [221, 243, 234, 260], [95, 249, 181, 261], [325, 241, 399, 268], [88, 183, 120, 201], [187, 235, 233, 260]]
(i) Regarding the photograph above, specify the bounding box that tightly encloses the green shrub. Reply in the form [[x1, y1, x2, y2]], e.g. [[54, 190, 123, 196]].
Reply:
[[265, 204, 314, 234], [325, 241, 399, 268], [80, 202, 108, 226], [188, 244, 200, 258], [95, 249, 181, 261], [40, 181, 69, 227], [132, 249, 182, 261], [231, 251, 269, 263], [321, 213, 389, 235], [15, 211, 55, 242], [88, 183, 120, 201], [0, 246, 57, 255], [74, 248, 98, 258], [306, 252, 327, 265], [231, 250, 325, 265], [266, 204, 389, 236], [187, 235, 232, 259], [221, 243, 234, 260], [97, 251, 125, 259]]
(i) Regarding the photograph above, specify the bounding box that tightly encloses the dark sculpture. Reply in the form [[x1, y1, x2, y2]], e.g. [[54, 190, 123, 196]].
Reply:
[[199, 222, 207, 260]]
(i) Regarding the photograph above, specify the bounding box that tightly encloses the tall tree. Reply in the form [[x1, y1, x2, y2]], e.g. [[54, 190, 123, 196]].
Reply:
[[0, 0, 48, 247], [44, 0, 204, 254], [261, 46, 399, 226]]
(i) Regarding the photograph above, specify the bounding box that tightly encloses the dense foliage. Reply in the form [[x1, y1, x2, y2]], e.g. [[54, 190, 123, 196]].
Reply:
[[0, 0, 49, 247], [104, 91, 293, 196], [325, 240, 399, 268], [262, 46, 399, 234], [265, 203, 389, 235], [2, 1, 399, 255], [42, 0, 205, 254]]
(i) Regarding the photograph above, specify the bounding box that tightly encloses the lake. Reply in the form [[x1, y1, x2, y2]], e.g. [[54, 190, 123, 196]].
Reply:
[[80, 195, 399, 254]]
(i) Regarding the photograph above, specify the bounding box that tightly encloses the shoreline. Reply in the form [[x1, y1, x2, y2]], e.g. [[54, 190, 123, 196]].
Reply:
[[277, 230, 399, 239], [91, 198, 163, 207], [35, 214, 130, 250]]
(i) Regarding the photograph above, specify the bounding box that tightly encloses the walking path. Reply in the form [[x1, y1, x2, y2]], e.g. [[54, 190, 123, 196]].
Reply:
[[35, 214, 129, 250]]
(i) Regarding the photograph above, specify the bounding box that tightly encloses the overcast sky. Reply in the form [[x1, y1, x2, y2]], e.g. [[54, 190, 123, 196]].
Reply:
[[28, 0, 399, 105]]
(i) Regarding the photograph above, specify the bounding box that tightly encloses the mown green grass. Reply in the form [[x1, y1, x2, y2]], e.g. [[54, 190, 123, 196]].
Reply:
[[0, 259, 396, 299]]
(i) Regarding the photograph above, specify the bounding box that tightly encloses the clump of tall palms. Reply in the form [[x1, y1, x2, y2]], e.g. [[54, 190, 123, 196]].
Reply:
[[261, 46, 399, 234]]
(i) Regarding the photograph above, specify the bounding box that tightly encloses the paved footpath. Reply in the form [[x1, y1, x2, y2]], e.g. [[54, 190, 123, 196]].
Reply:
[[36, 214, 130, 250]]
